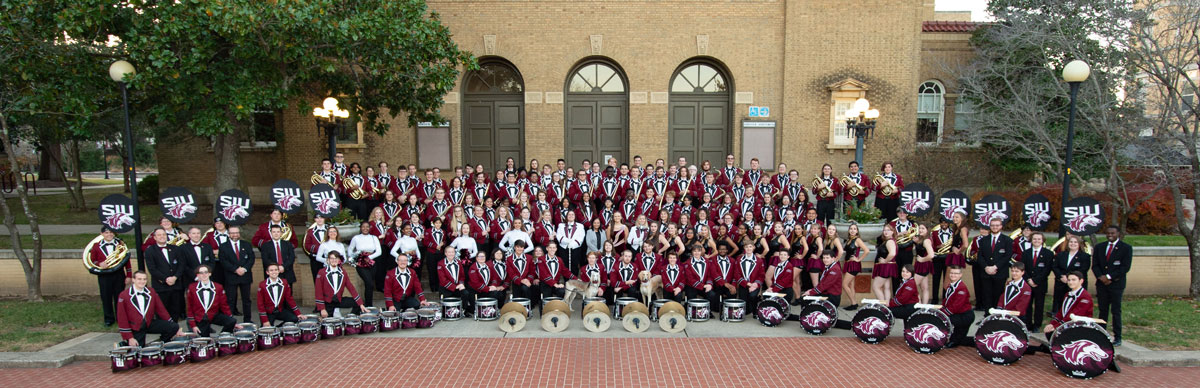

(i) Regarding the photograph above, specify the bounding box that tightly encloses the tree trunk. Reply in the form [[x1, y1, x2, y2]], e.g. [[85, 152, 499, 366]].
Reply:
[[0, 115, 43, 301], [212, 131, 244, 194], [48, 139, 86, 211], [37, 142, 65, 182]]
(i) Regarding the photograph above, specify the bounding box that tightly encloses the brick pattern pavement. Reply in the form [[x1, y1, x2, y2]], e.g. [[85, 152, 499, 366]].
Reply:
[[2, 337, 1196, 387]]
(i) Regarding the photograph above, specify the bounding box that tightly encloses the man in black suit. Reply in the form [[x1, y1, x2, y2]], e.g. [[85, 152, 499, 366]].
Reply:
[[975, 218, 1012, 311], [1021, 232, 1055, 329], [1094, 225, 1132, 346], [219, 226, 256, 323], [145, 228, 186, 321], [1052, 235, 1091, 315], [180, 227, 221, 289], [258, 225, 298, 289]]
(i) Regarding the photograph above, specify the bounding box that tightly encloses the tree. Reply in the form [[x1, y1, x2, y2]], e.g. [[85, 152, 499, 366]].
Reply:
[[955, 0, 1160, 233], [1125, 0, 1200, 297], [66, 0, 475, 193]]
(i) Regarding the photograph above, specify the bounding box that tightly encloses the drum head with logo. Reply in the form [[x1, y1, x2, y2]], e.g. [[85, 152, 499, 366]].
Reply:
[[903, 309, 952, 354], [974, 314, 1029, 365], [1050, 322, 1114, 379], [851, 304, 893, 344], [798, 300, 836, 335], [756, 298, 788, 327]]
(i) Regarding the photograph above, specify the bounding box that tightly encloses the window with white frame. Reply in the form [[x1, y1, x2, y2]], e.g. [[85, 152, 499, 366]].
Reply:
[[916, 80, 944, 144], [954, 97, 976, 140], [830, 98, 857, 146]]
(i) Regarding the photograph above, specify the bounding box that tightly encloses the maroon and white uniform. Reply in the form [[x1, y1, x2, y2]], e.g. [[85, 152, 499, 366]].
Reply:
[[941, 280, 972, 316], [889, 277, 919, 308], [116, 286, 171, 341], [314, 265, 361, 311], [767, 255, 793, 293], [537, 255, 572, 287], [257, 277, 302, 325], [384, 267, 427, 308], [185, 281, 230, 330]]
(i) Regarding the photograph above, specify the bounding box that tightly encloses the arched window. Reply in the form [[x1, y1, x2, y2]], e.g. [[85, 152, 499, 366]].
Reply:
[[568, 63, 625, 93], [671, 63, 728, 93], [916, 80, 945, 144], [465, 62, 524, 94]]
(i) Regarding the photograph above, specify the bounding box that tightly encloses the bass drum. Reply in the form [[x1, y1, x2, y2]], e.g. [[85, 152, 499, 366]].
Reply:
[[903, 308, 952, 354], [798, 300, 837, 335], [974, 313, 1029, 365], [1050, 321, 1115, 379], [756, 296, 790, 327], [850, 303, 893, 344]]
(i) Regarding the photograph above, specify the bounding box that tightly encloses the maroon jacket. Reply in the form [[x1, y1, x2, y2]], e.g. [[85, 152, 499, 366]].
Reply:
[[536, 255, 572, 287], [997, 278, 1033, 314], [577, 264, 607, 292], [257, 277, 302, 324], [683, 255, 714, 289], [505, 253, 537, 285], [941, 280, 972, 315], [890, 277, 919, 308], [467, 262, 500, 293], [838, 172, 872, 202], [1051, 288, 1093, 329], [185, 281, 230, 329], [423, 200, 452, 225], [436, 259, 466, 291], [384, 267, 426, 308], [314, 266, 360, 311], [734, 253, 766, 288], [422, 228, 448, 254], [710, 256, 736, 288], [252, 222, 297, 248], [635, 252, 662, 276], [874, 173, 904, 199], [117, 286, 172, 340], [657, 263, 688, 293], [767, 256, 793, 292], [89, 239, 132, 278], [813, 261, 842, 296], [608, 261, 644, 291]]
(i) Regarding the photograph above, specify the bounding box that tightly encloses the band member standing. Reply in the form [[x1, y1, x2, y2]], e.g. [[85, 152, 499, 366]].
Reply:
[[218, 226, 255, 322], [889, 209, 916, 293], [142, 217, 183, 252], [814, 164, 838, 224], [1094, 225, 1131, 346], [437, 246, 472, 314], [90, 227, 132, 326], [304, 215, 329, 281], [468, 252, 506, 303], [1021, 232, 1054, 329], [841, 224, 868, 311], [348, 221, 383, 306], [976, 218, 1013, 311], [252, 209, 297, 248], [258, 225, 298, 291], [1052, 235, 1091, 315], [537, 244, 572, 301], [941, 266, 974, 348], [117, 271, 183, 347], [889, 265, 919, 320], [840, 161, 871, 209], [871, 225, 898, 302], [315, 251, 367, 317], [610, 250, 643, 300], [145, 228, 186, 321], [180, 227, 220, 289], [557, 211, 586, 273], [422, 218, 448, 285], [258, 264, 305, 326], [873, 162, 904, 222], [185, 264, 237, 337]]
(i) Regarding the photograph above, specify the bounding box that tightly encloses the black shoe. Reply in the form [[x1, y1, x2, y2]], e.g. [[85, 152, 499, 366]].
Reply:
[[118, 340, 128, 347], [230, 310, 241, 316], [842, 304, 859, 311], [790, 299, 803, 306], [104, 321, 115, 327], [1113, 339, 1123, 347], [945, 343, 957, 349]]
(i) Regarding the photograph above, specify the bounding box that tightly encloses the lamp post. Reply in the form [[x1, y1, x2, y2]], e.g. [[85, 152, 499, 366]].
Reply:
[[108, 60, 145, 271], [1059, 60, 1091, 235], [844, 98, 880, 166], [313, 97, 350, 163]]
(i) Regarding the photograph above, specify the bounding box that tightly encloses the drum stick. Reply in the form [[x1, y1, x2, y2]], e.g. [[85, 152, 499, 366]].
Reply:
[[988, 308, 1020, 316], [860, 298, 881, 305], [762, 291, 786, 298], [802, 295, 827, 301], [1069, 314, 1106, 325], [914, 303, 942, 310]]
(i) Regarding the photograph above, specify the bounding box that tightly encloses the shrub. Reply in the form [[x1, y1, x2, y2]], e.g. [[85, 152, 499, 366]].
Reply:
[[841, 200, 883, 224], [137, 174, 158, 204]]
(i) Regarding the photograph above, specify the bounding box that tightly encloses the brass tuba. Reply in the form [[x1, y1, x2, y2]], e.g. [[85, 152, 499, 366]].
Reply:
[[280, 214, 294, 242], [342, 175, 367, 200], [896, 227, 919, 246], [167, 230, 187, 246], [82, 235, 130, 274], [311, 171, 329, 186], [811, 174, 834, 199], [839, 174, 865, 197], [872, 173, 898, 197]]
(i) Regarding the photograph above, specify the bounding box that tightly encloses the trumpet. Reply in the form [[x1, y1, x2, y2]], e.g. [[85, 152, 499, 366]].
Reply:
[[811, 174, 834, 199], [872, 173, 898, 197], [311, 171, 329, 186], [82, 234, 130, 274], [342, 176, 368, 200], [167, 232, 187, 246], [1008, 229, 1023, 239], [839, 174, 866, 197]]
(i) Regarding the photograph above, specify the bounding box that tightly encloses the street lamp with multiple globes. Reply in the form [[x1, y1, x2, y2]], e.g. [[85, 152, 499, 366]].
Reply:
[[107, 60, 145, 271], [312, 97, 350, 163], [1059, 59, 1091, 234], [844, 97, 881, 166]]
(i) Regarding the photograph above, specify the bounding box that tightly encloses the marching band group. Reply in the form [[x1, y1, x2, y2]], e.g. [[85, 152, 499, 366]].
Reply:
[[88, 153, 1132, 357]]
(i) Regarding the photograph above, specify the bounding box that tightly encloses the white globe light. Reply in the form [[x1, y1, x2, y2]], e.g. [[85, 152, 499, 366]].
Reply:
[[323, 97, 339, 111], [108, 60, 135, 82], [1062, 60, 1091, 83], [865, 109, 880, 119], [853, 98, 870, 112]]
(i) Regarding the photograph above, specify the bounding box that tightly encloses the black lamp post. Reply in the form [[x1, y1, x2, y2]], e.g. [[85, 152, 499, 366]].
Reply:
[[108, 60, 145, 271], [844, 98, 880, 166], [1059, 60, 1091, 235], [313, 97, 349, 163]]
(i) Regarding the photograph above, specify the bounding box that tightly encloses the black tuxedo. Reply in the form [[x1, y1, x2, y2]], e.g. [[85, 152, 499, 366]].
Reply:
[[1093, 239, 1132, 340], [1021, 246, 1054, 328], [181, 241, 222, 286], [1052, 250, 1090, 315], [218, 239, 256, 321], [258, 239, 298, 285], [144, 244, 186, 319], [974, 234, 1012, 310]]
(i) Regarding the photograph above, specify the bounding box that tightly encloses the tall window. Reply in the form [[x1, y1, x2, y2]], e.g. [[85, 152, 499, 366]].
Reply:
[[830, 99, 857, 146], [916, 80, 944, 144], [954, 98, 976, 142]]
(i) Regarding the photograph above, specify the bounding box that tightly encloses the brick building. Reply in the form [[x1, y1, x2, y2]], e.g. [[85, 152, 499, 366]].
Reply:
[[158, 1, 981, 202]]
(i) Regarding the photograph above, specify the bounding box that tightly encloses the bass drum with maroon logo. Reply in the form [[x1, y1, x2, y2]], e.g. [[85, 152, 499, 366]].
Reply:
[[973, 312, 1029, 365], [1050, 320, 1115, 379]]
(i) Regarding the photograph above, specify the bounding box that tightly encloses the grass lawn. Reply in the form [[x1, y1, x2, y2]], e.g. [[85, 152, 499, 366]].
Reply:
[[0, 296, 111, 352], [4, 187, 159, 225], [1123, 296, 1200, 350], [0, 233, 109, 250], [1124, 235, 1187, 247]]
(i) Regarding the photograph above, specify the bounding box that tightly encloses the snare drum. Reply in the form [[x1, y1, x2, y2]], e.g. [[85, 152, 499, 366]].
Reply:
[[417, 309, 437, 328], [234, 330, 257, 353], [360, 313, 380, 334], [298, 321, 320, 343], [380, 311, 401, 331], [216, 334, 237, 356], [722, 299, 747, 322], [475, 297, 499, 321], [364, 306, 382, 315], [799, 300, 837, 335], [512, 297, 534, 319], [687, 299, 711, 322], [162, 341, 189, 365], [903, 308, 953, 354], [343, 317, 363, 335], [650, 299, 669, 321], [1050, 320, 1115, 379], [235, 322, 258, 332], [614, 297, 637, 320], [280, 325, 301, 345], [974, 313, 1029, 365], [581, 297, 605, 319], [850, 303, 894, 344], [321, 317, 344, 338], [189, 337, 216, 363], [137, 345, 163, 367], [402, 311, 420, 329], [256, 327, 281, 350], [426, 302, 443, 322], [442, 298, 464, 321], [109, 346, 139, 372], [756, 296, 791, 327]]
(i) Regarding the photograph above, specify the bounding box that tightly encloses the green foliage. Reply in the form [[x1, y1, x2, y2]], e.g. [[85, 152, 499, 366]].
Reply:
[[841, 201, 883, 224], [137, 174, 158, 204], [0, 297, 109, 352], [328, 208, 361, 226]]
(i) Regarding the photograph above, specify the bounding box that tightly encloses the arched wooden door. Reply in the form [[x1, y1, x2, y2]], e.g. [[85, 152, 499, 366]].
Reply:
[[668, 61, 732, 165], [462, 59, 525, 171], [564, 59, 629, 167]]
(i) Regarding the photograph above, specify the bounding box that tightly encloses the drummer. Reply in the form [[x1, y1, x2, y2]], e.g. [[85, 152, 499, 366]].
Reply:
[[658, 252, 687, 302], [384, 254, 430, 311], [118, 271, 184, 347], [764, 250, 795, 303], [537, 244, 573, 301], [185, 264, 237, 337], [800, 250, 842, 307], [941, 265, 975, 349], [710, 245, 737, 307], [734, 241, 765, 313], [257, 263, 305, 327], [437, 246, 472, 316], [889, 264, 919, 320], [577, 252, 608, 303], [1030, 271, 1093, 353], [467, 252, 506, 307], [610, 250, 643, 300], [997, 262, 1032, 315], [315, 251, 368, 318]]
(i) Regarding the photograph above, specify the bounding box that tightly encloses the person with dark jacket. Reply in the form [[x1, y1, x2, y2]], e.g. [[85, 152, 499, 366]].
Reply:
[[1093, 226, 1132, 346], [219, 226, 256, 323], [974, 218, 1013, 311], [145, 228, 186, 321], [1020, 232, 1055, 328], [1052, 235, 1090, 316]]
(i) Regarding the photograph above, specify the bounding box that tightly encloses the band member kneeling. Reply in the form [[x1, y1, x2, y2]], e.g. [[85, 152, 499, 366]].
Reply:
[[258, 263, 306, 327], [118, 271, 184, 347], [889, 265, 919, 320], [538, 243, 572, 301], [315, 251, 367, 318], [610, 251, 643, 300], [658, 252, 687, 303], [941, 265, 975, 348], [185, 264, 237, 337], [385, 254, 430, 311], [1029, 270, 1092, 353], [469, 252, 507, 304], [437, 246, 472, 315], [734, 241, 766, 314]]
